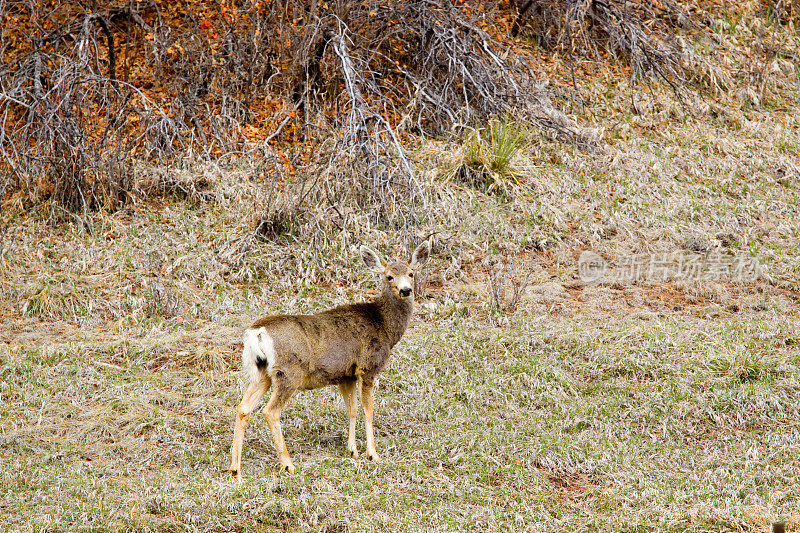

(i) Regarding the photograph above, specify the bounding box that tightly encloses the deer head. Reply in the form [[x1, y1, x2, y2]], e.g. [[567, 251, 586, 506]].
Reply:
[[360, 241, 431, 301]]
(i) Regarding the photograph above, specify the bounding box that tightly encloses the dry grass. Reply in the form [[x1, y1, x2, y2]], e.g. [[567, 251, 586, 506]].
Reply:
[[2, 5, 800, 532], [1, 312, 798, 531]]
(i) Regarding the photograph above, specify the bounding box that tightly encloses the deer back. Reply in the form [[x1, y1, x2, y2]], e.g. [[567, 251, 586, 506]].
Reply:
[[251, 301, 398, 390]]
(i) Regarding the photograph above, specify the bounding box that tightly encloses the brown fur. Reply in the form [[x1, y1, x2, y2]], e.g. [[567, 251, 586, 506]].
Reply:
[[250, 287, 412, 390], [229, 242, 430, 478]]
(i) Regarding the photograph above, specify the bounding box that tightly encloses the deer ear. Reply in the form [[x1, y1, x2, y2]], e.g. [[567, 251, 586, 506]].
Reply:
[[360, 245, 386, 273], [411, 240, 431, 269]]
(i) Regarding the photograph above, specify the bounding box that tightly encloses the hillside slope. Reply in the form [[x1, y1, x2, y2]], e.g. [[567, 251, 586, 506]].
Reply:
[[1, 1, 800, 531]]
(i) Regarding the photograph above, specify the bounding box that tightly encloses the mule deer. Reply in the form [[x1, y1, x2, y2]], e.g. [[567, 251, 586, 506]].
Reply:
[[229, 241, 430, 478]]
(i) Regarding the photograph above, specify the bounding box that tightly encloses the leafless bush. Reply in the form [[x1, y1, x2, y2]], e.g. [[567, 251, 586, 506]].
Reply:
[[1, 1, 606, 219], [489, 258, 536, 316], [513, 0, 731, 96], [0, 1, 186, 214], [0, 0, 753, 221], [246, 3, 519, 223]]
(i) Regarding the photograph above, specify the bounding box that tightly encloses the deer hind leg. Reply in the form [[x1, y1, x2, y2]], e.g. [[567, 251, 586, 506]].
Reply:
[[360, 378, 382, 463], [229, 377, 270, 480], [339, 380, 359, 459], [263, 373, 298, 474]]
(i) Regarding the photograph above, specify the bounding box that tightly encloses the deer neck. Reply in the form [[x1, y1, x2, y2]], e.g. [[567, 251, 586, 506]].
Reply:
[[375, 285, 414, 346]]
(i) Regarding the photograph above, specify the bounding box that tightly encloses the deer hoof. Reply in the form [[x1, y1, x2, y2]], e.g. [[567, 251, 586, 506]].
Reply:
[[348, 448, 359, 460], [279, 461, 296, 475], [366, 451, 382, 463]]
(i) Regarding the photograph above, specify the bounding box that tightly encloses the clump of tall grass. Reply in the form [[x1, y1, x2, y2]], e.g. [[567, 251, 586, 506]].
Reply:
[[453, 118, 531, 194], [704, 340, 780, 382]]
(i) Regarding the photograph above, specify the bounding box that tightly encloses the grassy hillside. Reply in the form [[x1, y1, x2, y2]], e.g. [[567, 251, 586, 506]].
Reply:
[[2, 1, 800, 531]]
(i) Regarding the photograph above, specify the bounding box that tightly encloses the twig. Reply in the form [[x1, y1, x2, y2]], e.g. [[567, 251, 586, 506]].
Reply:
[[263, 102, 301, 146]]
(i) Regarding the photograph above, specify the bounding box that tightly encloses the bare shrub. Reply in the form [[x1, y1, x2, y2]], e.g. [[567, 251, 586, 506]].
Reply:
[[1, 0, 775, 224], [489, 258, 536, 317], [513, 0, 732, 96], [0, 0, 602, 222], [0, 2, 184, 213]]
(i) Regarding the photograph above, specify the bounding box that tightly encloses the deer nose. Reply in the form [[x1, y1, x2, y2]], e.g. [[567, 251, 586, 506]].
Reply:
[[399, 287, 412, 297]]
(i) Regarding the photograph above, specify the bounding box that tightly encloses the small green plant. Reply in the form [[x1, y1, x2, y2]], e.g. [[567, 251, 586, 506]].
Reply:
[[456, 118, 530, 194], [705, 341, 779, 382], [19, 283, 59, 318], [18, 282, 89, 319]]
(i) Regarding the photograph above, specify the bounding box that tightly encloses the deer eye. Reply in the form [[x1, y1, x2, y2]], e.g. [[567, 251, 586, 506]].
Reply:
[[387, 275, 394, 281], [409, 272, 414, 278]]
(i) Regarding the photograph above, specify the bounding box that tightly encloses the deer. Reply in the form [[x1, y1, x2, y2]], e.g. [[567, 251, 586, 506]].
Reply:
[[229, 241, 431, 479]]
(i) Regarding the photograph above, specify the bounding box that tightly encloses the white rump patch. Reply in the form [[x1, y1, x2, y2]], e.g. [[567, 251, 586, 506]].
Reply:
[[242, 327, 276, 383]]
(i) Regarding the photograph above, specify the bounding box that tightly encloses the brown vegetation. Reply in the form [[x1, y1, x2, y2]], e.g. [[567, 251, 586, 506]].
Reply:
[[2, 0, 800, 530], [3, 0, 785, 222]]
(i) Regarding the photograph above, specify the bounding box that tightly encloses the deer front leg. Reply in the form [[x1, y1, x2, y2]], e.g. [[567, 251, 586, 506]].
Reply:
[[229, 378, 269, 481], [339, 380, 359, 459], [360, 379, 382, 463], [263, 377, 297, 474]]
